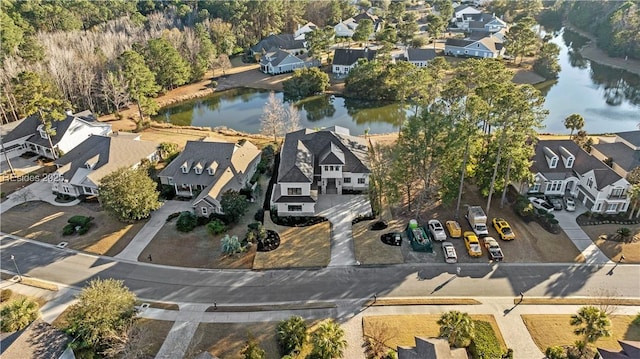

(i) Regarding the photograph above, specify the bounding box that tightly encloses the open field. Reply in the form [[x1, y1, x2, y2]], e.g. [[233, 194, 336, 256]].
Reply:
[[254, 213, 331, 269], [580, 223, 640, 263], [1, 201, 145, 256], [363, 314, 507, 351], [353, 219, 404, 265], [522, 314, 640, 352]]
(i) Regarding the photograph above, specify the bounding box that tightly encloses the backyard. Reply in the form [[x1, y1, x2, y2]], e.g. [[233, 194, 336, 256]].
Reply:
[[0, 201, 145, 256]]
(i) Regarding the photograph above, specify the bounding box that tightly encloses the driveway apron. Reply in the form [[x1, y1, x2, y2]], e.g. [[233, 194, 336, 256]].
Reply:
[[553, 209, 612, 264]]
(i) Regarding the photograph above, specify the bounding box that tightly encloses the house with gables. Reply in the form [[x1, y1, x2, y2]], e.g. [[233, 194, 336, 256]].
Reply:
[[271, 126, 370, 216], [454, 12, 507, 33], [334, 12, 383, 38], [0, 110, 111, 160], [51, 134, 158, 197], [158, 139, 261, 217], [444, 36, 505, 58], [591, 130, 640, 178], [398, 337, 467, 359], [259, 48, 320, 75], [404, 48, 437, 67], [294, 21, 318, 40], [249, 34, 306, 58], [520, 140, 630, 214], [451, 4, 482, 24], [332, 48, 377, 74]]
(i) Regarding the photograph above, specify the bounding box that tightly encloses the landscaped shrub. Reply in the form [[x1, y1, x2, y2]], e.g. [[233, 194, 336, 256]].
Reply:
[[197, 215, 210, 226], [166, 212, 181, 222], [545, 346, 567, 359], [207, 219, 227, 235], [0, 289, 12, 302], [68, 215, 92, 227], [159, 184, 176, 200], [176, 211, 197, 232], [77, 226, 90, 235], [221, 235, 243, 255], [62, 224, 76, 236], [537, 208, 548, 216], [254, 208, 264, 222], [468, 321, 503, 359], [248, 222, 261, 231], [270, 212, 328, 227], [0, 298, 40, 332]]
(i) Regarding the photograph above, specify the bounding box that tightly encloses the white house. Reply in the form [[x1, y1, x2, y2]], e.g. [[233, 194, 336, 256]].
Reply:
[[271, 126, 370, 216], [455, 12, 507, 33], [294, 21, 318, 40], [405, 48, 437, 67], [0, 110, 111, 160], [259, 48, 320, 75], [332, 48, 377, 74], [444, 36, 505, 58], [452, 4, 482, 24], [51, 134, 158, 198], [249, 34, 307, 57], [334, 12, 383, 38], [521, 140, 631, 214], [591, 130, 640, 178], [158, 139, 261, 217]]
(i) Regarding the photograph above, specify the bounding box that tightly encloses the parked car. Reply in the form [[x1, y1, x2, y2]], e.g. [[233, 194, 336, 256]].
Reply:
[[463, 231, 482, 257], [528, 197, 554, 212], [492, 218, 515, 241], [442, 242, 458, 263], [445, 220, 462, 238], [483, 237, 504, 262], [428, 219, 447, 241], [564, 197, 576, 211], [547, 196, 563, 211]]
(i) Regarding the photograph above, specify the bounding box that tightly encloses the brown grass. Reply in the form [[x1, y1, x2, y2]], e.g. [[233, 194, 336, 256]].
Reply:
[[186, 322, 280, 359], [1, 201, 146, 256], [522, 314, 640, 352], [516, 297, 640, 306], [136, 319, 175, 358], [253, 214, 331, 269], [0, 290, 47, 309], [136, 301, 179, 311], [580, 223, 640, 263], [353, 219, 404, 265], [363, 314, 507, 351], [367, 298, 481, 306], [141, 223, 255, 269]]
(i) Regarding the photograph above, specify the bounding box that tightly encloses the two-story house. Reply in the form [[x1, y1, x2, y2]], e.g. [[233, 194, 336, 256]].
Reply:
[[404, 48, 437, 67], [259, 48, 320, 75], [332, 48, 377, 74], [158, 139, 261, 217], [271, 126, 370, 216], [591, 130, 640, 178], [444, 36, 505, 58], [0, 110, 111, 160], [51, 134, 158, 197], [249, 34, 307, 58], [334, 12, 383, 39], [522, 140, 630, 214]]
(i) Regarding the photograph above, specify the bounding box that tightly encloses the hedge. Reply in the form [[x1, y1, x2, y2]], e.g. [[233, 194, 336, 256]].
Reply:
[[176, 211, 197, 232], [469, 320, 503, 359], [68, 215, 92, 227]]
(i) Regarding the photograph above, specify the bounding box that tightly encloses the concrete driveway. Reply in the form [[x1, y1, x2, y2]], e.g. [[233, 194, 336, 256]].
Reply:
[[553, 202, 612, 264], [316, 194, 372, 267], [0, 180, 79, 213], [0, 154, 41, 174]]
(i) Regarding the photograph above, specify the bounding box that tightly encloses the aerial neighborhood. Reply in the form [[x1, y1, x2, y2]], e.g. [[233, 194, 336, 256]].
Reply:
[[1, 1, 640, 359]]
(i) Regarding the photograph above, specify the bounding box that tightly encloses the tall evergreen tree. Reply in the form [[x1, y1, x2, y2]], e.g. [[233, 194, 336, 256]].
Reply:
[[117, 50, 160, 122], [144, 38, 191, 90]]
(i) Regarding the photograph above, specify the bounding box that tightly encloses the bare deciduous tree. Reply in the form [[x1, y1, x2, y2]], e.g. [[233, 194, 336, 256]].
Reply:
[[260, 92, 286, 143], [101, 71, 130, 115], [286, 103, 301, 132]]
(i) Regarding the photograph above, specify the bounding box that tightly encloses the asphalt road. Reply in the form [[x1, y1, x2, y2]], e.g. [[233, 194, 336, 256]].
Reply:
[[2, 236, 639, 308]]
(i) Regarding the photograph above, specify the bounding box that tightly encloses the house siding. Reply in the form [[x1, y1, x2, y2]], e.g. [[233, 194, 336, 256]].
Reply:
[[56, 119, 111, 155], [276, 202, 315, 216]]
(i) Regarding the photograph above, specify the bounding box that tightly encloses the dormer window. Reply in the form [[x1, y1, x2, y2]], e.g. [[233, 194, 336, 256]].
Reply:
[[181, 161, 189, 174], [194, 162, 203, 175], [208, 161, 218, 175], [587, 177, 594, 188], [550, 157, 558, 168], [566, 157, 574, 168], [543, 147, 559, 169]]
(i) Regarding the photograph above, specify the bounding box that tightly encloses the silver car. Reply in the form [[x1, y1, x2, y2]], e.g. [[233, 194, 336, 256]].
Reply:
[[428, 219, 447, 241], [442, 242, 458, 263], [564, 197, 576, 211]]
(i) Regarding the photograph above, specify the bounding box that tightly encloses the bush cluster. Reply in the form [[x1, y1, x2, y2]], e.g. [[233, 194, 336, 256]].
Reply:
[[207, 219, 227, 235], [469, 321, 503, 359], [271, 213, 328, 227], [63, 215, 93, 236], [176, 211, 197, 232]]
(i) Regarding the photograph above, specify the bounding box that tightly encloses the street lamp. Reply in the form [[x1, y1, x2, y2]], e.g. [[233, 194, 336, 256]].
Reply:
[[10, 255, 22, 281]]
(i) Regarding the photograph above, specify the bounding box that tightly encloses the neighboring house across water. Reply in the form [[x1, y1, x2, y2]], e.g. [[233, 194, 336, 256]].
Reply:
[[596, 341, 640, 359], [51, 134, 158, 198], [271, 126, 370, 216], [444, 36, 505, 58], [249, 34, 306, 58], [451, 4, 482, 24], [158, 139, 261, 216], [454, 12, 507, 33], [517, 140, 630, 214], [259, 48, 320, 75], [591, 130, 640, 178], [332, 48, 377, 74], [404, 48, 437, 67], [398, 337, 467, 359], [0, 110, 111, 160], [0, 319, 76, 359], [294, 21, 318, 40]]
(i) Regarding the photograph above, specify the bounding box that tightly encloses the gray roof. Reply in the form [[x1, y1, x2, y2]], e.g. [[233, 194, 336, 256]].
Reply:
[[593, 142, 640, 173], [406, 48, 437, 62], [0, 320, 72, 359], [250, 34, 305, 54], [55, 135, 158, 185], [260, 48, 302, 67], [398, 337, 467, 359], [597, 341, 640, 359], [1, 116, 41, 143], [277, 127, 370, 184], [332, 48, 377, 66], [445, 38, 475, 47], [532, 140, 624, 190], [616, 130, 640, 147]]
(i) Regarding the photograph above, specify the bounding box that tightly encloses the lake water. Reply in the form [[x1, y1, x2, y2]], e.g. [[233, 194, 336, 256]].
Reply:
[[154, 28, 640, 135]]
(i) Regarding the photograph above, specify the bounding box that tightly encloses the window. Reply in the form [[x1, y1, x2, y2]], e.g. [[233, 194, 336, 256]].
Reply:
[[566, 157, 574, 168], [611, 188, 625, 197], [288, 205, 303, 212], [201, 207, 208, 216], [358, 178, 365, 184], [84, 186, 92, 194], [324, 166, 328, 171], [329, 166, 334, 171], [606, 203, 617, 212], [287, 187, 302, 195], [550, 157, 558, 168], [343, 177, 351, 184], [195, 168, 202, 174], [531, 183, 541, 192], [587, 177, 594, 188], [596, 203, 602, 211], [63, 187, 70, 193], [168, 177, 174, 185], [181, 166, 188, 174]]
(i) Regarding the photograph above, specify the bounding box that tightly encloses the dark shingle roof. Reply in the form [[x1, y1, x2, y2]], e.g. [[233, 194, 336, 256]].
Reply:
[[260, 49, 302, 67], [616, 130, 640, 147], [445, 38, 475, 47], [250, 34, 305, 54], [406, 48, 437, 62], [332, 48, 377, 66], [593, 142, 640, 173], [1, 115, 41, 143], [532, 140, 623, 190], [597, 340, 640, 359]]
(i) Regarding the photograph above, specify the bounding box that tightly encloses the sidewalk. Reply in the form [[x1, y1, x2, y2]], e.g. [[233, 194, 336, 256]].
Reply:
[[0, 181, 79, 213], [114, 200, 192, 261]]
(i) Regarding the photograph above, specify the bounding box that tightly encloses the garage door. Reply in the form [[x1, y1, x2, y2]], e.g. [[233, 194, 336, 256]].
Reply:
[[585, 199, 594, 210], [577, 191, 585, 202]]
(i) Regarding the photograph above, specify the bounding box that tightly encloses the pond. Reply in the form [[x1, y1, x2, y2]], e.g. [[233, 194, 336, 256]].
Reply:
[[154, 28, 640, 135]]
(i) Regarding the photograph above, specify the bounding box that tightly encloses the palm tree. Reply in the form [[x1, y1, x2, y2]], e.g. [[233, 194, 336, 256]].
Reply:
[[0, 298, 40, 332], [310, 319, 347, 359], [570, 306, 611, 355], [277, 316, 307, 355], [564, 113, 585, 139], [437, 311, 475, 348]]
